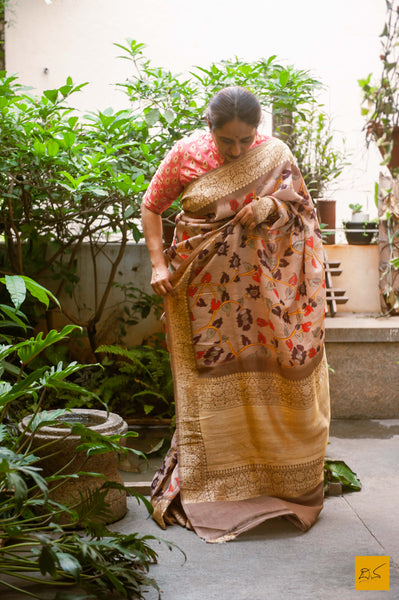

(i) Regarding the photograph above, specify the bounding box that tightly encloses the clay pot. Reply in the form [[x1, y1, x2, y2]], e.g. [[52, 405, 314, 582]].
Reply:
[[19, 409, 128, 524], [316, 198, 336, 244]]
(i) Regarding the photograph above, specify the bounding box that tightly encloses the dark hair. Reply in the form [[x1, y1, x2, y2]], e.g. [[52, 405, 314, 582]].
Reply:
[[205, 86, 262, 130]]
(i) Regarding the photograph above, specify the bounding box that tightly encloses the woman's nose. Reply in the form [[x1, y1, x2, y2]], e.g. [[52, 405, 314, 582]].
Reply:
[[231, 141, 241, 157]]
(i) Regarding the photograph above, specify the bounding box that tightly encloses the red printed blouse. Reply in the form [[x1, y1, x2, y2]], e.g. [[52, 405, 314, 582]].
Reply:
[[142, 130, 269, 214]]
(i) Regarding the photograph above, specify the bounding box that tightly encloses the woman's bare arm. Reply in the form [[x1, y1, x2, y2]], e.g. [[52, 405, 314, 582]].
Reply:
[[141, 204, 176, 297]]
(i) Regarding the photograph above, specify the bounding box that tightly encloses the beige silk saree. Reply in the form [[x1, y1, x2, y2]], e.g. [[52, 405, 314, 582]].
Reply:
[[151, 138, 330, 542]]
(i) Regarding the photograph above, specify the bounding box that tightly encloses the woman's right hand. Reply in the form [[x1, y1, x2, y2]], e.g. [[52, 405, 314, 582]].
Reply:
[[150, 263, 176, 297], [141, 204, 177, 297]]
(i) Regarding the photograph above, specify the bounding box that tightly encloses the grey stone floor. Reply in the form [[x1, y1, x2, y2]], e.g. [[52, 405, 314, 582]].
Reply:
[[1, 419, 398, 599], [115, 419, 399, 600]]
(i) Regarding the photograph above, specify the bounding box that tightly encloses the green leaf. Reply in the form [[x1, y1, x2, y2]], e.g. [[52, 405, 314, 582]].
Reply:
[[39, 544, 58, 577], [4, 275, 26, 309], [324, 459, 362, 491], [68, 116, 78, 128], [145, 108, 160, 127], [0, 276, 57, 310], [28, 408, 71, 432], [59, 171, 79, 189], [55, 551, 82, 578], [47, 139, 60, 157], [17, 325, 80, 365], [163, 109, 175, 124], [24, 277, 60, 309], [0, 424, 8, 443], [6, 471, 28, 510], [63, 131, 76, 147], [124, 205, 134, 219], [43, 89, 59, 103], [33, 140, 46, 155], [0, 304, 28, 330], [279, 70, 290, 87]]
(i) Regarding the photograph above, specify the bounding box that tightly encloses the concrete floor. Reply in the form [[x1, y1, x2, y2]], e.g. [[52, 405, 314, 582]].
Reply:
[[1, 419, 398, 599], [113, 418, 399, 600]]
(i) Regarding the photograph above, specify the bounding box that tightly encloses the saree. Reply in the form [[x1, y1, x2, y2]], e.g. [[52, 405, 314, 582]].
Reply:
[[150, 137, 330, 542]]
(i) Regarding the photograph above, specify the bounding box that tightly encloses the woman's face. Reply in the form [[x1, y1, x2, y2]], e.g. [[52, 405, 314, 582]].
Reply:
[[210, 117, 257, 163]]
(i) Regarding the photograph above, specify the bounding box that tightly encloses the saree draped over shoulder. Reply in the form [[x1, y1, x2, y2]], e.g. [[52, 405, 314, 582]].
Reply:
[[150, 138, 330, 542]]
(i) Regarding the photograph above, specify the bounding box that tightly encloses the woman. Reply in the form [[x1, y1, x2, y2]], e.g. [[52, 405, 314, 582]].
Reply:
[[141, 86, 330, 543]]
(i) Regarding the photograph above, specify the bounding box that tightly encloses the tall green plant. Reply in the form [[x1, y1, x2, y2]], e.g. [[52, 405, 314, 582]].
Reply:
[[116, 39, 322, 152], [290, 107, 347, 199], [117, 40, 345, 203], [0, 73, 148, 352]]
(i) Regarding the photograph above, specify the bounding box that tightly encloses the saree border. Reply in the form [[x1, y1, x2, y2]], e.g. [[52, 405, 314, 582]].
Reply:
[[182, 137, 293, 212]]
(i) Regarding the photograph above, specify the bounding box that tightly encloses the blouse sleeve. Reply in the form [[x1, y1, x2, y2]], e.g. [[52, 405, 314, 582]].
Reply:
[[141, 140, 184, 214]]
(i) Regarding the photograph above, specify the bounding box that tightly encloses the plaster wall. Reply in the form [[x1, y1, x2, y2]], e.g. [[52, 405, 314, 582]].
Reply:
[[42, 242, 382, 355], [325, 244, 381, 313], [4, 0, 389, 227]]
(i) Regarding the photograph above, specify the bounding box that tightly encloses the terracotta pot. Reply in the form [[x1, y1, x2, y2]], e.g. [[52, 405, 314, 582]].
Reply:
[[316, 199, 336, 244], [19, 409, 128, 523]]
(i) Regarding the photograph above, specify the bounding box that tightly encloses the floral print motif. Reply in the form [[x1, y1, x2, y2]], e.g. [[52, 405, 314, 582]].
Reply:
[[165, 151, 325, 376]]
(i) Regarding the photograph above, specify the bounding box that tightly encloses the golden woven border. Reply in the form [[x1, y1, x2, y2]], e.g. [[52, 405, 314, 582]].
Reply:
[[181, 137, 293, 212]]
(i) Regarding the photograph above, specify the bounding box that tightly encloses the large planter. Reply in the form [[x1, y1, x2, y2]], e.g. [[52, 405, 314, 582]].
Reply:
[[19, 409, 128, 524], [343, 221, 379, 245]]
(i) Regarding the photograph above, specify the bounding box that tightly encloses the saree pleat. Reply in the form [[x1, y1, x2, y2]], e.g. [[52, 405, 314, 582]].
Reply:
[[150, 138, 330, 542]]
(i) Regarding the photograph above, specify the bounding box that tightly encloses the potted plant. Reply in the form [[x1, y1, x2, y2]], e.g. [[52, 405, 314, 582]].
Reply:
[[0, 274, 169, 598], [359, 1, 399, 311], [289, 107, 347, 244], [343, 203, 379, 245]]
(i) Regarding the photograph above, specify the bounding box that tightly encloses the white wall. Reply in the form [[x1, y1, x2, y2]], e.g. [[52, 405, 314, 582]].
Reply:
[[5, 0, 388, 229]]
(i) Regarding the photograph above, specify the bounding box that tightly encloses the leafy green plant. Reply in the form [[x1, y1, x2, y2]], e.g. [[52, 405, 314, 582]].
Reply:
[[112, 283, 164, 344], [0, 72, 148, 352], [349, 203, 363, 214], [117, 40, 324, 158], [0, 275, 171, 599], [289, 107, 347, 200], [359, 0, 399, 175], [93, 344, 174, 420]]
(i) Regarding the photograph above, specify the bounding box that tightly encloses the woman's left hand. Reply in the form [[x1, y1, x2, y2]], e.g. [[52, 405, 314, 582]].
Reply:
[[231, 204, 257, 230]]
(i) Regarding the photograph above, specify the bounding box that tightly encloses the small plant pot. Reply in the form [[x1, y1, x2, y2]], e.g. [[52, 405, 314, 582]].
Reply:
[[351, 212, 370, 223], [343, 221, 378, 245], [19, 409, 128, 524]]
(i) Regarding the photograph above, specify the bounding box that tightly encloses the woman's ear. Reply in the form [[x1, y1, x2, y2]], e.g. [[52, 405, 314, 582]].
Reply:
[[206, 118, 212, 131]]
